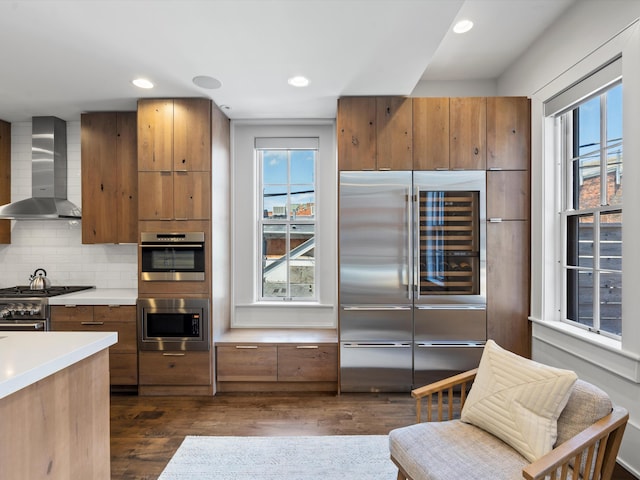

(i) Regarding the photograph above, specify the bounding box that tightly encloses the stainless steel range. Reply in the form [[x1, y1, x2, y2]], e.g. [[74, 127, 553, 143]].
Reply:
[[0, 286, 95, 331]]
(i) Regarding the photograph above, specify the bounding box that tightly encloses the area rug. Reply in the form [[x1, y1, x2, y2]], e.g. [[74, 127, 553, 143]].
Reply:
[[157, 435, 397, 479]]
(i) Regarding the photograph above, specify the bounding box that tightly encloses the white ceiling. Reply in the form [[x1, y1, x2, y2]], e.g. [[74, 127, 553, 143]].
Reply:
[[0, 0, 576, 122]]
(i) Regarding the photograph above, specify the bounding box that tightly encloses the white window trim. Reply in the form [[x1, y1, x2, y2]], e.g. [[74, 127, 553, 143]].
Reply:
[[230, 120, 337, 329], [530, 19, 640, 361]]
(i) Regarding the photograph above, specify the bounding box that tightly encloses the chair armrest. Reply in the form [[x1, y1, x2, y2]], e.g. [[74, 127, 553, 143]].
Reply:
[[411, 368, 478, 422], [522, 406, 629, 480]]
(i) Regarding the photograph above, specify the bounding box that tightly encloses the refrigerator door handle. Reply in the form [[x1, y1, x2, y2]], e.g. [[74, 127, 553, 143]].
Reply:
[[342, 343, 412, 348], [416, 342, 485, 348], [415, 304, 486, 310], [342, 306, 412, 311], [406, 187, 413, 300]]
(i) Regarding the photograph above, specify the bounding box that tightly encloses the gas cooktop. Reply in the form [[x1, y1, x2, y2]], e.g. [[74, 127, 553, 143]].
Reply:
[[0, 285, 95, 298]]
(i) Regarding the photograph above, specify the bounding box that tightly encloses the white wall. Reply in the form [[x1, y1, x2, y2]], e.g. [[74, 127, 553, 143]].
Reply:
[[494, 1, 640, 475], [0, 120, 137, 289]]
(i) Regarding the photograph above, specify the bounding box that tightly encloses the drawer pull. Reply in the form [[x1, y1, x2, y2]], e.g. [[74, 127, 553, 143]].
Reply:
[[296, 345, 319, 349], [64, 304, 77, 308], [81, 321, 104, 326], [235, 345, 258, 349], [162, 353, 186, 357]]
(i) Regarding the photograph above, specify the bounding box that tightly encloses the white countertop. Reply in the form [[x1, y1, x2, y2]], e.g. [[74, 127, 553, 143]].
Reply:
[[47, 288, 138, 306], [0, 331, 117, 399]]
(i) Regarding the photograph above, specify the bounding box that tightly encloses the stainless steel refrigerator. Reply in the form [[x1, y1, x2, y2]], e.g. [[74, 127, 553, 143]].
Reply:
[[339, 170, 486, 392]]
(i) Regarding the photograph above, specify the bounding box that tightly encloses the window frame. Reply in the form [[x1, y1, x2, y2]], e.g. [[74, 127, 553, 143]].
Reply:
[[257, 145, 318, 302], [230, 121, 337, 329], [557, 81, 623, 339]]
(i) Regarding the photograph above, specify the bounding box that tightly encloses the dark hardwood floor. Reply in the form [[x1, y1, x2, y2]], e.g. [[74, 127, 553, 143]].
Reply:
[[110, 391, 637, 480]]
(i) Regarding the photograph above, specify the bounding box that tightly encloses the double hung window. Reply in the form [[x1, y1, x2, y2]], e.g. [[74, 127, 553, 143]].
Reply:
[[256, 138, 317, 301], [558, 80, 623, 338]]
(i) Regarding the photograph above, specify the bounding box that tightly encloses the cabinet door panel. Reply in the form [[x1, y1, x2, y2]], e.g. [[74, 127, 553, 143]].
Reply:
[[137, 99, 173, 171], [173, 171, 210, 220], [337, 97, 376, 170], [450, 97, 486, 170], [277, 345, 338, 382], [487, 170, 529, 221], [81, 113, 118, 244], [173, 98, 211, 171], [110, 353, 138, 385], [487, 97, 530, 170], [216, 346, 278, 381], [138, 171, 174, 220], [376, 97, 412, 170], [116, 112, 138, 243], [487, 221, 530, 357], [413, 97, 449, 170], [139, 351, 211, 385]]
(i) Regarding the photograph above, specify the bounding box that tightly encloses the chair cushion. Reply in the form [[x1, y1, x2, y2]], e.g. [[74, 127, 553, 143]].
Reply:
[[460, 340, 577, 462], [389, 420, 529, 480], [556, 379, 612, 446]]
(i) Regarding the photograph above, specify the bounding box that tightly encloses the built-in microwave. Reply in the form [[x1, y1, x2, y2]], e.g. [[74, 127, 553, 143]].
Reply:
[[140, 232, 205, 281], [137, 298, 210, 351]]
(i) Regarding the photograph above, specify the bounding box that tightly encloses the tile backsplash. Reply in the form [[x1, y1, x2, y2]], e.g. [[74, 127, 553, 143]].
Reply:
[[0, 120, 137, 289]]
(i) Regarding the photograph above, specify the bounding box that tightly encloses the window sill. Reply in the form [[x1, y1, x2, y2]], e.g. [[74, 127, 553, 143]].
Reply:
[[529, 316, 640, 382]]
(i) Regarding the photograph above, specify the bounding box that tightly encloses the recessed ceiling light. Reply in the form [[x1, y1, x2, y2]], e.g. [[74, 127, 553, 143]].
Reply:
[[288, 76, 310, 87], [132, 78, 154, 89], [193, 75, 222, 89], [453, 19, 474, 34]]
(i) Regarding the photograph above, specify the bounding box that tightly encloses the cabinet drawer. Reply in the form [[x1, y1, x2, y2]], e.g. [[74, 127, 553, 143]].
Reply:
[[138, 351, 211, 385], [110, 353, 138, 385], [216, 345, 277, 382], [93, 305, 135, 322], [51, 320, 136, 353], [50, 305, 94, 321], [277, 345, 338, 382]]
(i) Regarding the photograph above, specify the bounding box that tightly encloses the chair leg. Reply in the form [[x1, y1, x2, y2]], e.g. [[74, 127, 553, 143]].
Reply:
[[397, 469, 407, 480]]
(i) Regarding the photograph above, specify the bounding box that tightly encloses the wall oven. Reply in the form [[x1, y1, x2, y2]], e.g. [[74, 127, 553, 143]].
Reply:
[[137, 298, 210, 351], [140, 232, 205, 281]]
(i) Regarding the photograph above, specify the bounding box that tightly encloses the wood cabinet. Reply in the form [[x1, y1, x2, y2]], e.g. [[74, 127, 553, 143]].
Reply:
[[137, 170, 210, 220], [450, 97, 486, 170], [81, 112, 137, 244], [0, 120, 10, 244], [138, 351, 212, 395], [137, 98, 212, 221], [138, 98, 211, 172], [412, 97, 449, 170], [487, 97, 530, 170], [337, 96, 412, 170], [216, 343, 338, 391], [216, 345, 277, 382], [50, 304, 138, 385], [487, 170, 529, 221], [487, 221, 531, 358]]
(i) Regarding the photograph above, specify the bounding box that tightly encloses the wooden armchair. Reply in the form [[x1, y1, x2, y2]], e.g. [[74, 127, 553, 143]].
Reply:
[[390, 369, 629, 480]]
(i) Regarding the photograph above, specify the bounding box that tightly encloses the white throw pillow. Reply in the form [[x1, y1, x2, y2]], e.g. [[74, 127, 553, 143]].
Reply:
[[460, 340, 577, 462]]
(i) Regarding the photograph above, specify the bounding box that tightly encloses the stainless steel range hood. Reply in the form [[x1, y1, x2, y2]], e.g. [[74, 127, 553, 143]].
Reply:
[[0, 116, 81, 220]]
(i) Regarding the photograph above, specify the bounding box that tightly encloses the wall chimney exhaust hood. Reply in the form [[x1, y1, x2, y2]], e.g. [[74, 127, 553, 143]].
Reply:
[[0, 116, 81, 220]]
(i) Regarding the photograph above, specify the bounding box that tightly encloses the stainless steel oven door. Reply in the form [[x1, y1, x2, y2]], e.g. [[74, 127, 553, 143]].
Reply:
[[140, 232, 205, 281], [0, 320, 46, 331], [137, 298, 210, 351]]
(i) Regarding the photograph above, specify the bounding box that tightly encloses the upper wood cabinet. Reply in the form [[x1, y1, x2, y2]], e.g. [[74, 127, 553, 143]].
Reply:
[[487, 170, 529, 221], [138, 98, 211, 172], [0, 120, 10, 244], [81, 112, 137, 244], [137, 98, 212, 221], [412, 97, 449, 170], [337, 96, 412, 170], [450, 97, 486, 170], [487, 97, 531, 170]]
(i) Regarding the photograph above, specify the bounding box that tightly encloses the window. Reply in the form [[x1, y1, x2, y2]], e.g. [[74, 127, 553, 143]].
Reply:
[[559, 81, 622, 338], [258, 143, 316, 300], [231, 122, 336, 329]]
